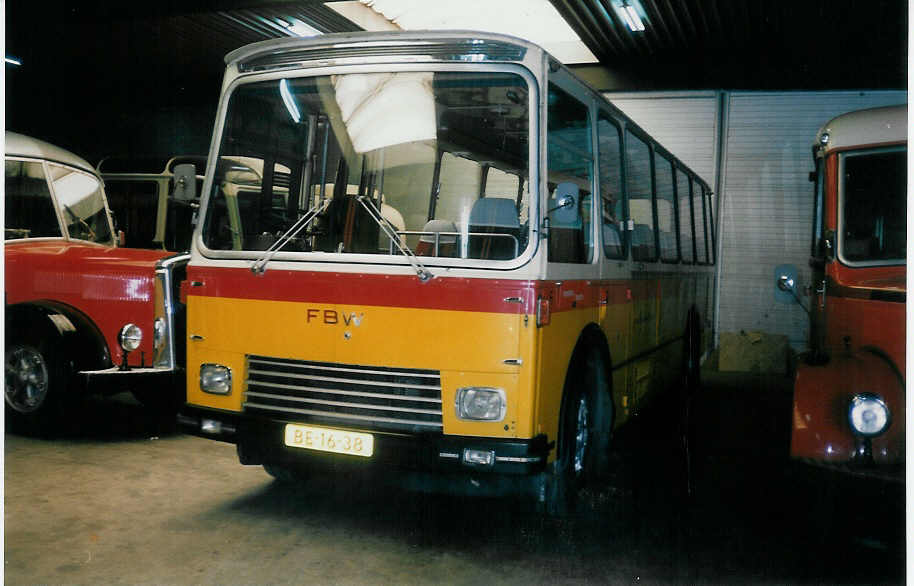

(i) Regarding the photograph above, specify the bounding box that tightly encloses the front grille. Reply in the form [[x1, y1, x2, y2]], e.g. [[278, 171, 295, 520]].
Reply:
[[244, 355, 443, 433]]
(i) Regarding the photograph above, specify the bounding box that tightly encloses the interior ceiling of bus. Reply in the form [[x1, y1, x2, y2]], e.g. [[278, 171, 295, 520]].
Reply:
[[8, 0, 905, 91]]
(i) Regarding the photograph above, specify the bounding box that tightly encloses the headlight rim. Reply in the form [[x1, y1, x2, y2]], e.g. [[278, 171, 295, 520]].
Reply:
[[455, 386, 507, 422], [199, 363, 233, 395], [117, 323, 143, 353]]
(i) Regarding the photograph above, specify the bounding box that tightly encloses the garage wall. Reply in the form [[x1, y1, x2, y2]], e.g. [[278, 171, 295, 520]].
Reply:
[[605, 89, 906, 350]]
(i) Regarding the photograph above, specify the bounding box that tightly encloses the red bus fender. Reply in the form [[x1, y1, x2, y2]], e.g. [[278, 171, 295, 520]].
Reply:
[[791, 348, 904, 465]]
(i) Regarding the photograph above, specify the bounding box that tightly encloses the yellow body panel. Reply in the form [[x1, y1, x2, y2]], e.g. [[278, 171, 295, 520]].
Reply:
[[185, 294, 536, 438]]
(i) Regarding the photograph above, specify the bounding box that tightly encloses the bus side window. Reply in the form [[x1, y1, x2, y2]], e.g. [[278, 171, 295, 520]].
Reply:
[[704, 185, 715, 263], [625, 130, 655, 262], [546, 84, 593, 264], [692, 177, 707, 263], [654, 153, 677, 262], [677, 169, 694, 263], [597, 112, 625, 260]]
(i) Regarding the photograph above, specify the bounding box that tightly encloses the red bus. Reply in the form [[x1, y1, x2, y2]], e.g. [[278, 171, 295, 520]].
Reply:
[[5, 132, 187, 429], [786, 104, 906, 480]]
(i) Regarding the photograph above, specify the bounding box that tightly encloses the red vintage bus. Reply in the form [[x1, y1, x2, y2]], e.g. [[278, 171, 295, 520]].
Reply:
[[5, 132, 188, 430], [786, 105, 905, 480], [177, 31, 717, 514]]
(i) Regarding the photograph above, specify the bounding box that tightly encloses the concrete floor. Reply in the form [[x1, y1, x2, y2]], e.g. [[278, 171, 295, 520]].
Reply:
[[5, 367, 905, 585]]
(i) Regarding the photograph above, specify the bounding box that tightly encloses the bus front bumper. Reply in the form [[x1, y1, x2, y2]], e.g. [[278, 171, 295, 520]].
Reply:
[[78, 366, 182, 396], [178, 406, 552, 495]]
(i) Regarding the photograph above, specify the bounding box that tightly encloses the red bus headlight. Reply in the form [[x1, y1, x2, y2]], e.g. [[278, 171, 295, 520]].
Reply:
[[848, 393, 891, 437]]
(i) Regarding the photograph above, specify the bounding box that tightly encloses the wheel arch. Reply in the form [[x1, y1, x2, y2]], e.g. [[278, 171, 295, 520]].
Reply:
[[555, 323, 615, 477], [6, 301, 112, 373]]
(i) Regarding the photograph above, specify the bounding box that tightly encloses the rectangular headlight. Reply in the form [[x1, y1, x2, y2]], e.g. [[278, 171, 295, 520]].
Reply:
[[455, 387, 506, 421], [200, 363, 232, 395]]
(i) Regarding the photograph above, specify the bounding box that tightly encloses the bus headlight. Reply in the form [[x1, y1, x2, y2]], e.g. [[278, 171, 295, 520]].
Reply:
[[848, 393, 890, 437], [456, 387, 506, 421], [118, 323, 143, 352], [200, 364, 232, 395]]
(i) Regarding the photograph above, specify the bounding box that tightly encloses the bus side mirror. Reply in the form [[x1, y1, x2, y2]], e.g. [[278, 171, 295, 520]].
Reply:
[[173, 164, 197, 201], [774, 263, 799, 303], [548, 182, 580, 226]]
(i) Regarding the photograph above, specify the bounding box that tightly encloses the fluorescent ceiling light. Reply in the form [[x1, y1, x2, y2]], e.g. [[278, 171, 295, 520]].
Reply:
[[5, 56, 22, 66], [618, 1, 645, 32], [278, 18, 321, 37], [326, 0, 599, 64]]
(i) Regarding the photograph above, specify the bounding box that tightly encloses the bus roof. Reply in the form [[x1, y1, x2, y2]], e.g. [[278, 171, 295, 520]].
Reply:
[[815, 104, 907, 153], [5, 131, 97, 175], [225, 30, 539, 72]]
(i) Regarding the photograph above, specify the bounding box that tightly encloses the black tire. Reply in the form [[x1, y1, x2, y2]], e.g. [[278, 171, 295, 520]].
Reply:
[[4, 329, 71, 432], [683, 310, 702, 394], [540, 349, 613, 517], [680, 310, 702, 501]]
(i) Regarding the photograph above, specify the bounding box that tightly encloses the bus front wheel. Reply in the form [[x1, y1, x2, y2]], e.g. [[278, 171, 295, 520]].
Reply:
[[540, 350, 612, 517], [4, 329, 70, 432]]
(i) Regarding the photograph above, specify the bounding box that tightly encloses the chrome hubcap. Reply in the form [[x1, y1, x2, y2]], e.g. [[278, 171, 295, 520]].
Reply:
[[572, 395, 589, 476], [5, 345, 49, 413]]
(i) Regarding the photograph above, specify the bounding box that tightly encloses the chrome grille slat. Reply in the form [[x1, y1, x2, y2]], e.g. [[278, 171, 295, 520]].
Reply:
[[249, 358, 440, 380], [247, 368, 441, 392], [245, 391, 442, 415], [244, 355, 443, 433], [248, 380, 442, 404]]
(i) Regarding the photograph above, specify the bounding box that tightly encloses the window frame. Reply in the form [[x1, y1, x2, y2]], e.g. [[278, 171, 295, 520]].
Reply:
[[596, 110, 627, 261], [836, 145, 907, 268], [623, 126, 658, 263], [653, 149, 679, 263], [545, 80, 596, 265], [675, 165, 695, 264]]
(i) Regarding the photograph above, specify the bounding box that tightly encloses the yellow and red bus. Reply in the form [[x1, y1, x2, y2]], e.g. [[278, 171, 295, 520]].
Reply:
[[178, 31, 716, 513]]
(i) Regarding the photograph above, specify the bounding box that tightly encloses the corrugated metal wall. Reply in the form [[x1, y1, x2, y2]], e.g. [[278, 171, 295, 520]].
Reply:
[[605, 90, 906, 350]]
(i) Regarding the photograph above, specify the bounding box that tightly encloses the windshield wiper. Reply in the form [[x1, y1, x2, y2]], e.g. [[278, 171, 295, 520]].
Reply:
[[356, 196, 433, 283], [251, 199, 329, 274]]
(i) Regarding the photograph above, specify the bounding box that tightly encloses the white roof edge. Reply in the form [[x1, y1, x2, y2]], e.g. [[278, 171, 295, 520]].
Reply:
[[224, 29, 544, 66], [5, 131, 97, 174], [816, 104, 908, 152]]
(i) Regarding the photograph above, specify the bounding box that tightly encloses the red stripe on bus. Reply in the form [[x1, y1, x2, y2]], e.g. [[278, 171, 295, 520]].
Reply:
[[185, 267, 656, 314]]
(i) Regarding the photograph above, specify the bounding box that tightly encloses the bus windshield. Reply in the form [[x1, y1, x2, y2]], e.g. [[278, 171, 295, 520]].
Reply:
[[202, 71, 531, 263], [840, 148, 906, 264]]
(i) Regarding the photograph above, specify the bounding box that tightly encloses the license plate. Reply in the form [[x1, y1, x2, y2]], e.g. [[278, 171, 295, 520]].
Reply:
[[284, 423, 374, 458]]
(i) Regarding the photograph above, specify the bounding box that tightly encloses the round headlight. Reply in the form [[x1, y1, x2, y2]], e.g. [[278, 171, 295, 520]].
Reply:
[[118, 323, 143, 352], [848, 393, 891, 437]]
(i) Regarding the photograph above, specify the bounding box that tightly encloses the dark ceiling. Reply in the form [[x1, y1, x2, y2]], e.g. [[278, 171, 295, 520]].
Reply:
[[5, 0, 907, 163]]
